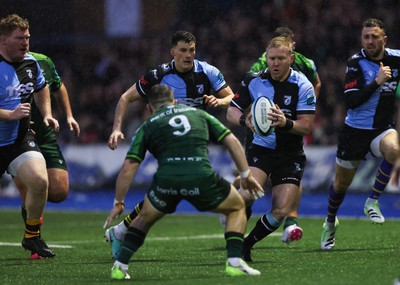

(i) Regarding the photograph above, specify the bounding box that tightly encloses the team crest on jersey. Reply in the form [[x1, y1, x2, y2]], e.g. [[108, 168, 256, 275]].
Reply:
[[284, 96, 291, 105], [393, 69, 398, 78], [196, 84, 204, 94], [26, 69, 33, 78]]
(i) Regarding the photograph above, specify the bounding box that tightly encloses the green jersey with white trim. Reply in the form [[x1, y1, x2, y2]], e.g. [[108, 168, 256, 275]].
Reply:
[[29, 52, 62, 144], [127, 104, 231, 176]]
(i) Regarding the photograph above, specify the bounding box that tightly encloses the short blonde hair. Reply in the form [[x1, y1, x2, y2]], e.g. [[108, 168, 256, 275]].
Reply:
[[267, 36, 293, 55]]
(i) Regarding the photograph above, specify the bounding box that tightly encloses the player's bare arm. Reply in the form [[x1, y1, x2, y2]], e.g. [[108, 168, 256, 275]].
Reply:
[[108, 83, 141, 150]]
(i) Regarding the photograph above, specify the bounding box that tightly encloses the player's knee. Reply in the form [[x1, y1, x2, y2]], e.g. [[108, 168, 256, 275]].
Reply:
[[47, 185, 69, 203]]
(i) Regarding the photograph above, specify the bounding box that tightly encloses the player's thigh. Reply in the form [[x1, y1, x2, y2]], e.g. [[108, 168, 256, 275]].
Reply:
[[271, 183, 299, 211], [212, 185, 245, 214], [47, 168, 69, 190], [132, 196, 165, 231], [377, 129, 399, 162], [16, 155, 47, 188]]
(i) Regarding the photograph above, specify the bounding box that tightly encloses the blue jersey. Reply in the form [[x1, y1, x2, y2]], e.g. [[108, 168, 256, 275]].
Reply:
[[343, 48, 400, 129], [136, 59, 228, 109], [231, 68, 315, 154], [0, 53, 46, 146]]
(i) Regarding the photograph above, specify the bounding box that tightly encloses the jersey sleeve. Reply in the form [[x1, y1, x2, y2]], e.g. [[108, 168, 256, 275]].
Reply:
[[136, 64, 166, 100], [205, 111, 231, 144], [229, 75, 254, 111], [34, 60, 47, 92], [297, 75, 316, 115], [201, 61, 228, 92], [40, 56, 62, 92], [126, 124, 148, 162], [343, 57, 379, 109]]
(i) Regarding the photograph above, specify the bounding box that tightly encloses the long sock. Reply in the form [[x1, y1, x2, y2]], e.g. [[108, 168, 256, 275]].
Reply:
[[123, 201, 144, 228], [369, 159, 392, 199], [225, 231, 244, 258], [117, 227, 146, 264], [25, 219, 41, 239], [244, 211, 282, 249], [283, 216, 298, 229], [326, 184, 345, 223]]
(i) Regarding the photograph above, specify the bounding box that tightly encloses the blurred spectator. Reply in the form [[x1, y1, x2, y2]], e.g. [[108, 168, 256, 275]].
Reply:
[[45, 0, 400, 146]]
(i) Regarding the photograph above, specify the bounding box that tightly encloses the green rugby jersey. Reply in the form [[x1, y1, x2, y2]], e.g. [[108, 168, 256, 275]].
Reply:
[[127, 105, 231, 176], [29, 52, 62, 144], [250, 51, 318, 85]]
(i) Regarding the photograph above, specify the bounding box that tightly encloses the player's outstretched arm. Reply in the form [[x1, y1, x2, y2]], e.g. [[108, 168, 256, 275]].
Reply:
[[108, 83, 141, 150]]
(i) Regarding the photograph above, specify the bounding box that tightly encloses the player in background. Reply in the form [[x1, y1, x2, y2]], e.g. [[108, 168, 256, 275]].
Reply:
[[230, 26, 321, 244], [227, 37, 315, 262], [390, 84, 400, 186], [14, 52, 80, 236], [104, 31, 235, 258], [321, 18, 400, 250], [107, 84, 262, 279], [0, 14, 59, 258]]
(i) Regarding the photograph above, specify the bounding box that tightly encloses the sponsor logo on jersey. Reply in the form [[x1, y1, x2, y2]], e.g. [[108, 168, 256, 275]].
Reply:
[[380, 81, 397, 93], [345, 80, 357, 90], [7, 82, 34, 99], [346, 66, 358, 73], [217, 72, 225, 84], [139, 76, 148, 86], [151, 69, 158, 80], [176, 97, 204, 107]]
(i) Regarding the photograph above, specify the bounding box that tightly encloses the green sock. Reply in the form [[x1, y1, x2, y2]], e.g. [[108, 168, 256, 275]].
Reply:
[[284, 216, 298, 229], [117, 227, 146, 264]]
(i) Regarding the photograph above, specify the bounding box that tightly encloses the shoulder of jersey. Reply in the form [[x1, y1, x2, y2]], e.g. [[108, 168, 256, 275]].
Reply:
[[251, 96, 275, 136]]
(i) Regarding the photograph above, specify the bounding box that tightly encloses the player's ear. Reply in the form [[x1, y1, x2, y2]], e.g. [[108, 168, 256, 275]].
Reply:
[[170, 47, 175, 57]]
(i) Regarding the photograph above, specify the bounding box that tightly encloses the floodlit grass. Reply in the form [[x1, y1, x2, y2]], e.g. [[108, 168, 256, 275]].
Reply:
[[0, 210, 399, 285]]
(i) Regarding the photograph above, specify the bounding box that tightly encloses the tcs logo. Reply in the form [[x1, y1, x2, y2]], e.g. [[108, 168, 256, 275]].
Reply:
[[380, 81, 397, 93], [6, 82, 34, 99]]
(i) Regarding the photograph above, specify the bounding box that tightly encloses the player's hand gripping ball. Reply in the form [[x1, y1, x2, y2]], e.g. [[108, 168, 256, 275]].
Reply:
[[251, 96, 275, 136]]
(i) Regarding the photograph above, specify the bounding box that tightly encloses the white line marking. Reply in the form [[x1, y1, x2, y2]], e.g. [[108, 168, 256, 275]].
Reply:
[[0, 232, 281, 247], [0, 242, 73, 248]]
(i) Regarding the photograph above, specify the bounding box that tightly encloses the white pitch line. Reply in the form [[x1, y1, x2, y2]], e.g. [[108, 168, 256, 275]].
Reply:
[[0, 242, 73, 248], [0, 232, 281, 247]]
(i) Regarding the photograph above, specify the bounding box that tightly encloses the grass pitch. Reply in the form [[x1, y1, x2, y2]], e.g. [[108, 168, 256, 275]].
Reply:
[[0, 210, 399, 285]]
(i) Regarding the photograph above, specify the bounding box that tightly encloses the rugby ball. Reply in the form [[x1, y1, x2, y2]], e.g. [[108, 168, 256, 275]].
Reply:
[[251, 96, 275, 136]]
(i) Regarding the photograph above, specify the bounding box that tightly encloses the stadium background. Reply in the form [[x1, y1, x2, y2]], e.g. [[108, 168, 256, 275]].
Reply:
[[0, 0, 399, 217]]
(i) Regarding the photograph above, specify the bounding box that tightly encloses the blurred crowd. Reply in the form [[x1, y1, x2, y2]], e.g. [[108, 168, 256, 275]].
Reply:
[[51, 0, 400, 146]]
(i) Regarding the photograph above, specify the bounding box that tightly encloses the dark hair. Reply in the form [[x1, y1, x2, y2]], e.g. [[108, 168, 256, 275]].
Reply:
[[148, 84, 174, 106], [273, 26, 295, 41], [0, 14, 29, 36], [171, 31, 196, 47], [362, 18, 385, 34]]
